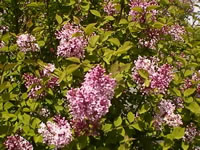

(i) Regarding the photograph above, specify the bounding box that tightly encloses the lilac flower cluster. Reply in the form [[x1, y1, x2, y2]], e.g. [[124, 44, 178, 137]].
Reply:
[[163, 24, 185, 41], [183, 123, 199, 143], [40, 63, 59, 89], [132, 56, 173, 94], [153, 99, 182, 130], [55, 23, 88, 58], [0, 25, 9, 34], [23, 73, 44, 99], [16, 34, 40, 53], [138, 28, 161, 49], [129, 0, 158, 23], [104, 0, 118, 15], [139, 24, 185, 49], [67, 65, 116, 135], [38, 116, 72, 148], [181, 70, 200, 95], [4, 134, 33, 150], [23, 64, 59, 99], [39, 107, 50, 118]]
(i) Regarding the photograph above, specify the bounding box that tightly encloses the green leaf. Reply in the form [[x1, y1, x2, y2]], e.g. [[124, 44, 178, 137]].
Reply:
[[26, 2, 45, 7], [38, 41, 45, 47], [114, 41, 133, 55], [102, 123, 112, 132], [173, 87, 181, 97], [184, 97, 193, 103], [84, 23, 96, 35], [34, 135, 43, 143], [66, 64, 80, 75], [131, 122, 142, 131], [119, 19, 128, 24], [184, 88, 196, 97], [89, 35, 99, 48], [114, 116, 122, 127], [4, 102, 14, 110], [23, 113, 31, 125], [90, 10, 101, 17], [131, 6, 143, 12], [166, 56, 173, 63], [153, 22, 164, 29], [73, 16, 80, 24], [139, 104, 150, 114], [147, 5, 159, 11], [170, 127, 185, 139], [0, 82, 11, 93], [127, 112, 135, 123], [176, 56, 187, 66], [56, 14, 63, 24], [186, 101, 200, 114], [66, 57, 80, 63], [108, 38, 121, 47], [181, 142, 189, 150], [105, 16, 115, 21], [184, 70, 194, 77], [101, 31, 113, 42], [138, 69, 149, 79]]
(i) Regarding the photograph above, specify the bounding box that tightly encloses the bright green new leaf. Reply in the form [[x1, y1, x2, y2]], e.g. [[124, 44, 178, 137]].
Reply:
[[127, 112, 135, 123], [89, 35, 100, 48], [56, 14, 63, 24], [108, 38, 121, 47], [90, 10, 101, 17], [186, 101, 200, 114], [114, 116, 122, 127], [184, 88, 196, 97]]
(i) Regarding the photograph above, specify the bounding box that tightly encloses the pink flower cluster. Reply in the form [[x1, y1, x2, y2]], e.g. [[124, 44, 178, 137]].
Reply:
[[40, 63, 59, 89], [139, 24, 185, 49], [165, 24, 185, 41], [4, 134, 33, 150], [104, 0, 118, 15], [38, 116, 72, 148], [23, 63, 59, 99], [55, 23, 88, 58], [39, 107, 50, 118], [153, 99, 182, 130], [16, 34, 40, 53], [67, 65, 116, 135], [23, 73, 44, 99], [129, 0, 158, 23], [138, 28, 161, 49], [0, 25, 9, 34], [181, 70, 200, 95], [183, 123, 199, 143], [132, 56, 173, 94]]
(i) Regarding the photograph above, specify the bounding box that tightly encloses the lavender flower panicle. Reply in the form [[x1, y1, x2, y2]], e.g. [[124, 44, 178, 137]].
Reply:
[[23, 64, 58, 99], [183, 123, 199, 143], [17, 34, 40, 53], [132, 56, 173, 94], [55, 23, 88, 58], [23, 73, 45, 99], [4, 134, 33, 150], [38, 116, 72, 148], [153, 100, 182, 130], [67, 65, 116, 135], [139, 25, 185, 49], [104, 0, 118, 15], [129, 0, 158, 23]]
